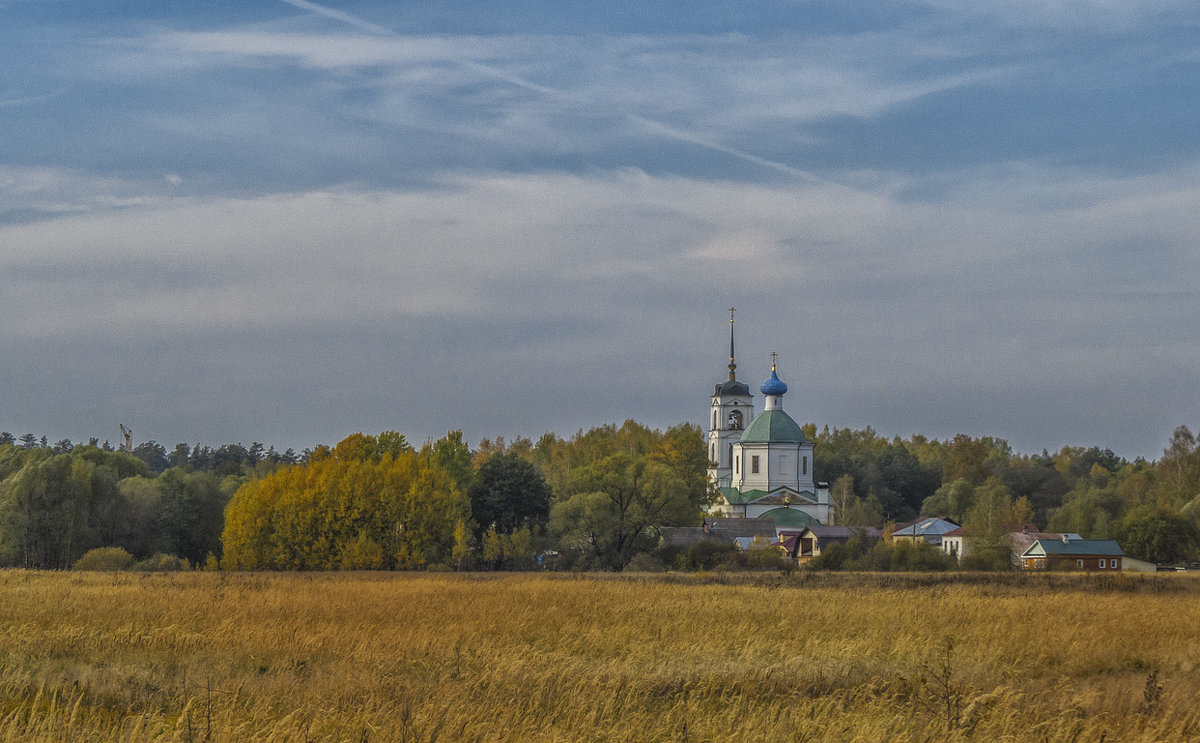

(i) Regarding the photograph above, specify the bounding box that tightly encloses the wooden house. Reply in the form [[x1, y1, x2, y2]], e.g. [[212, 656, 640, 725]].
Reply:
[[1019, 537, 1124, 571], [776, 525, 881, 562]]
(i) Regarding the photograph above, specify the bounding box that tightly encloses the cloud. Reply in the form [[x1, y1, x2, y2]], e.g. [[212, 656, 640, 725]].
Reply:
[[913, 0, 1197, 30], [4, 1, 1199, 457], [3, 160, 1197, 336]]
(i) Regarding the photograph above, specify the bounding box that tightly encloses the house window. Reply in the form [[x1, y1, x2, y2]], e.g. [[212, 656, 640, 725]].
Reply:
[[751, 455, 760, 474], [802, 456, 807, 475], [1099, 559, 1106, 569], [1076, 559, 1084, 568], [1113, 558, 1120, 569]]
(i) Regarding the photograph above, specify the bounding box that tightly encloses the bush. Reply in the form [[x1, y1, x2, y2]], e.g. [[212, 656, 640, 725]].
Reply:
[[807, 537, 868, 570], [808, 539, 957, 572], [72, 547, 135, 572], [672, 540, 739, 571], [134, 553, 190, 572], [735, 547, 795, 573], [625, 553, 668, 572]]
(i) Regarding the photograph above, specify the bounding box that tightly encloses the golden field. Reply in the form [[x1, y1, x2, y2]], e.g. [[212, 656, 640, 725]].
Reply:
[[1, 571, 1198, 742]]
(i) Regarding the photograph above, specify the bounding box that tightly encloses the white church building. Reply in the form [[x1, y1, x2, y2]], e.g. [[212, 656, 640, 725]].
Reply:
[[706, 313, 831, 529]]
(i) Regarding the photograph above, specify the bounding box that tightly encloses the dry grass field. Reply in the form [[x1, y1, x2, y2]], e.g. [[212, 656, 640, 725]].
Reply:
[[1, 570, 1198, 742]]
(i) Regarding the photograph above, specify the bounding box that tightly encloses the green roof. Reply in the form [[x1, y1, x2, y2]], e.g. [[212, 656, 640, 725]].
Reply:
[[720, 487, 817, 506], [1022, 539, 1124, 557], [739, 409, 808, 444], [720, 487, 771, 505], [758, 507, 821, 527]]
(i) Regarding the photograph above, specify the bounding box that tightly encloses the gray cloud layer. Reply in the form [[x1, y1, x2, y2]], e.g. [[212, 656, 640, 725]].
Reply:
[[1, 1, 1197, 458]]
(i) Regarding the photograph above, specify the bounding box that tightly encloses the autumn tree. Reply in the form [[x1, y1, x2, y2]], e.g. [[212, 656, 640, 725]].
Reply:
[[221, 432, 467, 570]]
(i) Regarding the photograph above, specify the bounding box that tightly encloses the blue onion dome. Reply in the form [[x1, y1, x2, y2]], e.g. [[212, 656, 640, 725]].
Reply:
[[760, 367, 788, 396]]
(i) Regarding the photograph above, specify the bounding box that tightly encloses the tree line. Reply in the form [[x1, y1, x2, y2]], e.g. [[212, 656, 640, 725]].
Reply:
[[1, 422, 1198, 570]]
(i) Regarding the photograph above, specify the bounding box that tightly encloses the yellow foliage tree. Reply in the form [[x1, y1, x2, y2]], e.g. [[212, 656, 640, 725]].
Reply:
[[221, 433, 467, 570]]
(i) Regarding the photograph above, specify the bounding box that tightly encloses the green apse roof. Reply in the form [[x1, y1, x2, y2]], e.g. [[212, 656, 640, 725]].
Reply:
[[759, 507, 821, 527], [738, 409, 808, 444], [719, 486, 757, 505], [720, 487, 818, 506]]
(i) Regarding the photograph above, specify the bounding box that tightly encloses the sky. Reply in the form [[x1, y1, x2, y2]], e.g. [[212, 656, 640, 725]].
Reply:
[[1, 0, 1198, 461]]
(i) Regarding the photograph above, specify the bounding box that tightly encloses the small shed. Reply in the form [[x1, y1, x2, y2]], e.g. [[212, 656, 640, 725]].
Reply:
[[1122, 556, 1157, 573]]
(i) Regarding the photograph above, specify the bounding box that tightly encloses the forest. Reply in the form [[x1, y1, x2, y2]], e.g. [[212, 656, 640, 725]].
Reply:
[[1, 421, 1198, 571]]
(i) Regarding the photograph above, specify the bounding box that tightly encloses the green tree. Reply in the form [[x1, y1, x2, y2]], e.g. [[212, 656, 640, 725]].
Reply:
[[425, 431, 474, 494], [552, 451, 703, 570], [1118, 507, 1200, 564], [962, 477, 1016, 570], [132, 441, 169, 473], [921, 479, 975, 523], [0, 446, 144, 569], [468, 452, 552, 535]]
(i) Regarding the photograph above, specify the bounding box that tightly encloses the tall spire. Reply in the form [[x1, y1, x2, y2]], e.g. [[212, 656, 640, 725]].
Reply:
[[728, 307, 737, 381]]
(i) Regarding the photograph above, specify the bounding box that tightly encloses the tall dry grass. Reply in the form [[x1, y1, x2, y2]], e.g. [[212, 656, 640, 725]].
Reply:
[[0, 570, 1198, 742]]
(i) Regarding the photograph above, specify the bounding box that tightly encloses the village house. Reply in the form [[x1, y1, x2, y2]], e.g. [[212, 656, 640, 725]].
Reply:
[[941, 523, 1085, 566], [940, 525, 968, 560], [1019, 537, 1124, 571], [659, 518, 778, 551], [777, 525, 882, 562], [889, 517, 959, 548]]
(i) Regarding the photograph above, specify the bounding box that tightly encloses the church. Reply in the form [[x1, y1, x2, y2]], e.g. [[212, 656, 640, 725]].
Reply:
[[705, 312, 832, 529]]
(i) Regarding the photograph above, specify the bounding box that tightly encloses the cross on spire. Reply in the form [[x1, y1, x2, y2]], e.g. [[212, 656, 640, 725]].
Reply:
[[728, 307, 737, 381], [771, 351, 778, 370]]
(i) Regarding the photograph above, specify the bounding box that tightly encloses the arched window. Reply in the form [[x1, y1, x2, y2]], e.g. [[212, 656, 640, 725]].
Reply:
[[712, 410, 717, 429], [727, 410, 743, 430]]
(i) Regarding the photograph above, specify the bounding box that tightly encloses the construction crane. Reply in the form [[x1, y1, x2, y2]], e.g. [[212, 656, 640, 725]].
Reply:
[[119, 424, 133, 455]]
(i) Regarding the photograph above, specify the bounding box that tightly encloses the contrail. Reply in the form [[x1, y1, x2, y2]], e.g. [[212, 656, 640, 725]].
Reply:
[[277, 0, 818, 181], [0, 86, 68, 107], [628, 115, 826, 185], [277, 0, 393, 35]]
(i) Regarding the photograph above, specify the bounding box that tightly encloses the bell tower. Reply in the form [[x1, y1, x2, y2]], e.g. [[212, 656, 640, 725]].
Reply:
[[707, 308, 754, 488]]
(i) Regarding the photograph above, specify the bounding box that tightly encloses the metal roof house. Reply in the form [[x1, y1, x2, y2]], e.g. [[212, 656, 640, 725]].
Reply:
[[659, 518, 779, 550], [1019, 537, 1124, 571], [889, 517, 960, 547]]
